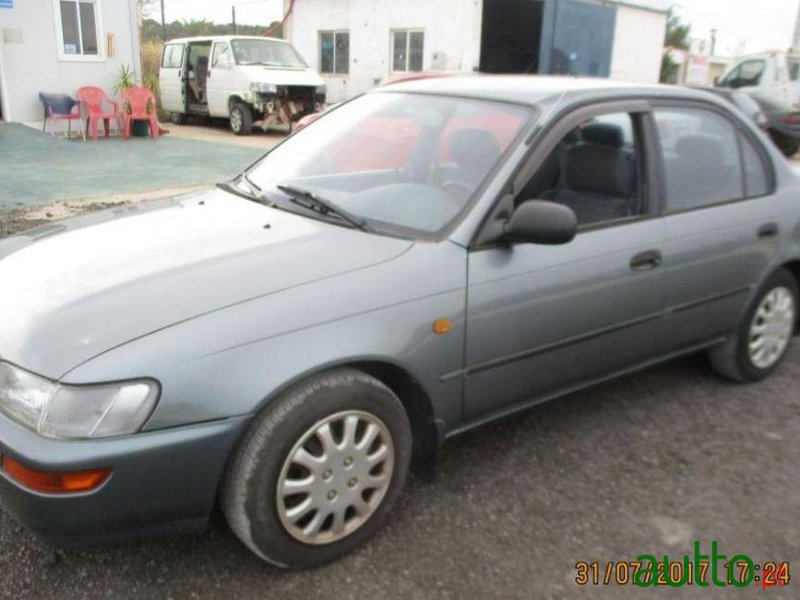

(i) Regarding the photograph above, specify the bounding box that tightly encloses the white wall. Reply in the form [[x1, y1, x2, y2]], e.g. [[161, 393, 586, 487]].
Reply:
[[0, 0, 141, 122], [285, 0, 483, 103], [609, 3, 667, 83]]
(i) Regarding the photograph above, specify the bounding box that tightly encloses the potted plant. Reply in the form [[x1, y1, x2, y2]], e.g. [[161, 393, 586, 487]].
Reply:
[[113, 64, 150, 137]]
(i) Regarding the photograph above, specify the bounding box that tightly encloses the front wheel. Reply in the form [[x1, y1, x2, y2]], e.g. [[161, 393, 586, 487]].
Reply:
[[222, 368, 412, 569], [709, 268, 798, 382], [229, 102, 253, 135], [170, 112, 188, 125]]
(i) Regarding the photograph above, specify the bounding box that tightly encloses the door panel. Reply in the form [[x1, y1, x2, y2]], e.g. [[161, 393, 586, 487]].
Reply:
[[208, 42, 234, 117], [661, 199, 780, 348], [464, 219, 666, 420], [159, 43, 185, 113]]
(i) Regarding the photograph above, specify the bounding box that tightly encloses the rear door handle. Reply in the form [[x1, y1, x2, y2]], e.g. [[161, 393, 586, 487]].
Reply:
[[758, 223, 779, 239], [630, 250, 662, 272]]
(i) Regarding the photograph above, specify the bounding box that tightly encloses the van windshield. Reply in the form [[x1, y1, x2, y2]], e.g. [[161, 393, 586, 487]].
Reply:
[[232, 39, 307, 68]]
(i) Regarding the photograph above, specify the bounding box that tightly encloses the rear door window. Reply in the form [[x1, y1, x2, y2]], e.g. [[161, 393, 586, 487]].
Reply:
[[740, 133, 770, 198], [655, 107, 744, 211]]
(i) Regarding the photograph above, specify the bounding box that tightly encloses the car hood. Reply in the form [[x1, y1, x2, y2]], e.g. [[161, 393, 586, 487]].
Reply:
[[0, 188, 412, 379], [242, 66, 325, 87]]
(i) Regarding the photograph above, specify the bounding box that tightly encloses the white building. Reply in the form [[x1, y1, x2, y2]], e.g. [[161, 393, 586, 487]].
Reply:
[[285, 0, 670, 104], [0, 0, 141, 123]]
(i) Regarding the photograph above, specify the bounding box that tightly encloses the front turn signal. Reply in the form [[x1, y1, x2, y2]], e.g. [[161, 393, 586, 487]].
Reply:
[[1, 455, 111, 494]]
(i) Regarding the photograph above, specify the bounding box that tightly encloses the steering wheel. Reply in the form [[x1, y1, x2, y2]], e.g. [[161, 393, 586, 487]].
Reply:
[[441, 180, 477, 198]]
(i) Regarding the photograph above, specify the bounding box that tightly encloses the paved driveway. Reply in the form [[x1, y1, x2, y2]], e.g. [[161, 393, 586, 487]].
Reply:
[[0, 124, 266, 208]]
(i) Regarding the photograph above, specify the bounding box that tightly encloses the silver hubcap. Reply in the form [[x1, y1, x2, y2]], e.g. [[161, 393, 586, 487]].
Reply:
[[749, 286, 795, 369], [230, 109, 242, 132], [276, 410, 394, 545]]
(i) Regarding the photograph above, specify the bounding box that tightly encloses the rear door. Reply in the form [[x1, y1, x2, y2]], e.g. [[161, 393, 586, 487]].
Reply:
[[653, 103, 780, 350], [159, 42, 185, 113]]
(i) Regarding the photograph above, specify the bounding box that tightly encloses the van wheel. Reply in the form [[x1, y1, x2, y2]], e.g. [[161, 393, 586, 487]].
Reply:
[[229, 103, 253, 135], [709, 268, 798, 382], [222, 368, 412, 569], [170, 112, 188, 125]]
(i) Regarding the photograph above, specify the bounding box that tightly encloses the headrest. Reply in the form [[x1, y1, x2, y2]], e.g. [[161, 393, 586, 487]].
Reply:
[[197, 55, 209, 67], [448, 128, 502, 171], [582, 122, 624, 148], [564, 143, 633, 197]]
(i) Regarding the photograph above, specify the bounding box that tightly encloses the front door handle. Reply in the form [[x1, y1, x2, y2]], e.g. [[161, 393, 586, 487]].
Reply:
[[758, 223, 779, 239], [630, 250, 662, 272]]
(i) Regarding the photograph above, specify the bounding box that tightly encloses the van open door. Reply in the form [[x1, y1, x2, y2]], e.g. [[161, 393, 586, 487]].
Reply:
[[160, 42, 186, 115]]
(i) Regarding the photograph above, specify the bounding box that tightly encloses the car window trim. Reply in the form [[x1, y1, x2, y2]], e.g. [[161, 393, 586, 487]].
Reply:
[[649, 98, 776, 217], [469, 98, 655, 249]]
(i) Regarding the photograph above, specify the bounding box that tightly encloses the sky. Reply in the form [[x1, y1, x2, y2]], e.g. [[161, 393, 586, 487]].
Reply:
[[673, 0, 798, 56], [158, 0, 800, 58]]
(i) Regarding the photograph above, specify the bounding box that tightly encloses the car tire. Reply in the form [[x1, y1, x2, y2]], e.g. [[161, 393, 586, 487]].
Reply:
[[709, 268, 798, 383], [222, 368, 412, 569], [229, 102, 253, 136], [170, 112, 188, 125]]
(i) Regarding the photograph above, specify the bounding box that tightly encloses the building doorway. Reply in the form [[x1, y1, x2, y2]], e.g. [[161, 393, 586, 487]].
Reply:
[[479, 0, 544, 74]]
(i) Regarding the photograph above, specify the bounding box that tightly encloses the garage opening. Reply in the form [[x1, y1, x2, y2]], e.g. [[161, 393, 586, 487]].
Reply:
[[479, 0, 544, 74]]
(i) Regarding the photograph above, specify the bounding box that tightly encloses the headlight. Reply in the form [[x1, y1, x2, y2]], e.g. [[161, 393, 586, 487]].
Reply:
[[250, 82, 278, 94], [0, 362, 159, 439]]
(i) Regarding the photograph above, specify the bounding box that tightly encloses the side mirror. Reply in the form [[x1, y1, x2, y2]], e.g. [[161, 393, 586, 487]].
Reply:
[[503, 200, 578, 245]]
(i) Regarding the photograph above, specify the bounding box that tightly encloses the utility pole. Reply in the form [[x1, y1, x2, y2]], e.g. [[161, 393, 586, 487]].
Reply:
[[160, 0, 166, 41], [232, 4, 238, 34], [793, 0, 800, 51]]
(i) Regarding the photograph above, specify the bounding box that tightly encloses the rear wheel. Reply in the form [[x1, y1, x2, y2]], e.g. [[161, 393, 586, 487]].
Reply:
[[709, 268, 797, 382], [222, 368, 412, 569], [229, 102, 253, 135]]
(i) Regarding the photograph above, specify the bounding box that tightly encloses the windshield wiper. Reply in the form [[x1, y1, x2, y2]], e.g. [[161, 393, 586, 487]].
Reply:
[[276, 184, 369, 231]]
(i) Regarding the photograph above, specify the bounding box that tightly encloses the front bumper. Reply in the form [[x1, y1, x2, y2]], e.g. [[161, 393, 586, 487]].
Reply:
[[0, 411, 249, 546]]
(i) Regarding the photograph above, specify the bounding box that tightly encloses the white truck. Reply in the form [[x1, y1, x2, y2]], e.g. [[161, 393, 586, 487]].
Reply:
[[716, 51, 800, 107], [159, 35, 326, 135]]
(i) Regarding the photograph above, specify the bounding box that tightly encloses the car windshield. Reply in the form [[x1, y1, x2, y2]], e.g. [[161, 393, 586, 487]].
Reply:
[[232, 39, 307, 68], [245, 92, 533, 236]]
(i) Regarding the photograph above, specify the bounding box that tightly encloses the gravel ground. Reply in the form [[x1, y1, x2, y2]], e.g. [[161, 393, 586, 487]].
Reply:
[[0, 207, 798, 599]]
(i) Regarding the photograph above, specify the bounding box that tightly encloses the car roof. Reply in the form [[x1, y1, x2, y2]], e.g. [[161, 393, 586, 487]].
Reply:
[[165, 35, 290, 45], [370, 74, 723, 108]]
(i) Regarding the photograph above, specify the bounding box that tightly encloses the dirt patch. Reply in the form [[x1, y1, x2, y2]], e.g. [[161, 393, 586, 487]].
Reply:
[[0, 186, 206, 238]]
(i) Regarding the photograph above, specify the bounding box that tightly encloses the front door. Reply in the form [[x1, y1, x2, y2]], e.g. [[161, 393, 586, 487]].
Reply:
[[207, 41, 235, 118], [464, 108, 667, 420], [159, 42, 185, 113]]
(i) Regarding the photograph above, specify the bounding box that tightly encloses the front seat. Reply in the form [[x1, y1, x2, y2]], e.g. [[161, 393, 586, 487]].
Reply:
[[541, 142, 635, 225]]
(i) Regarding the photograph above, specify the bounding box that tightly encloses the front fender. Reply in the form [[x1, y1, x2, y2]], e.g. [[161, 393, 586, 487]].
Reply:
[[62, 241, 467, 432]]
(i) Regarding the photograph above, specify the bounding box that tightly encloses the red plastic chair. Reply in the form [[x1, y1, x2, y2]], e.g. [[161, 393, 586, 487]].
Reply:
[[76, 86, 123, 140], [121, 87, 160, 140]]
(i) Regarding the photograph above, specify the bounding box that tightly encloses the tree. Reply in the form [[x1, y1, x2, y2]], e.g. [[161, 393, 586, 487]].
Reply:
[[660, 8, 692, 83], [136, 0, 159, 21]]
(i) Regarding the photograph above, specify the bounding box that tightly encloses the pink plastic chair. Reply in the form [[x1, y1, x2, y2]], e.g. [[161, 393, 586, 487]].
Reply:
[[76, 86, 123, 140], [121, 87, 160, 140]]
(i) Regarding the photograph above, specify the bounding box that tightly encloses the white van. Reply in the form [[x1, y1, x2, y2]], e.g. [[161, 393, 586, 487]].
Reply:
[[159, 35, 326, 135], [716, 51, 800, 106]]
